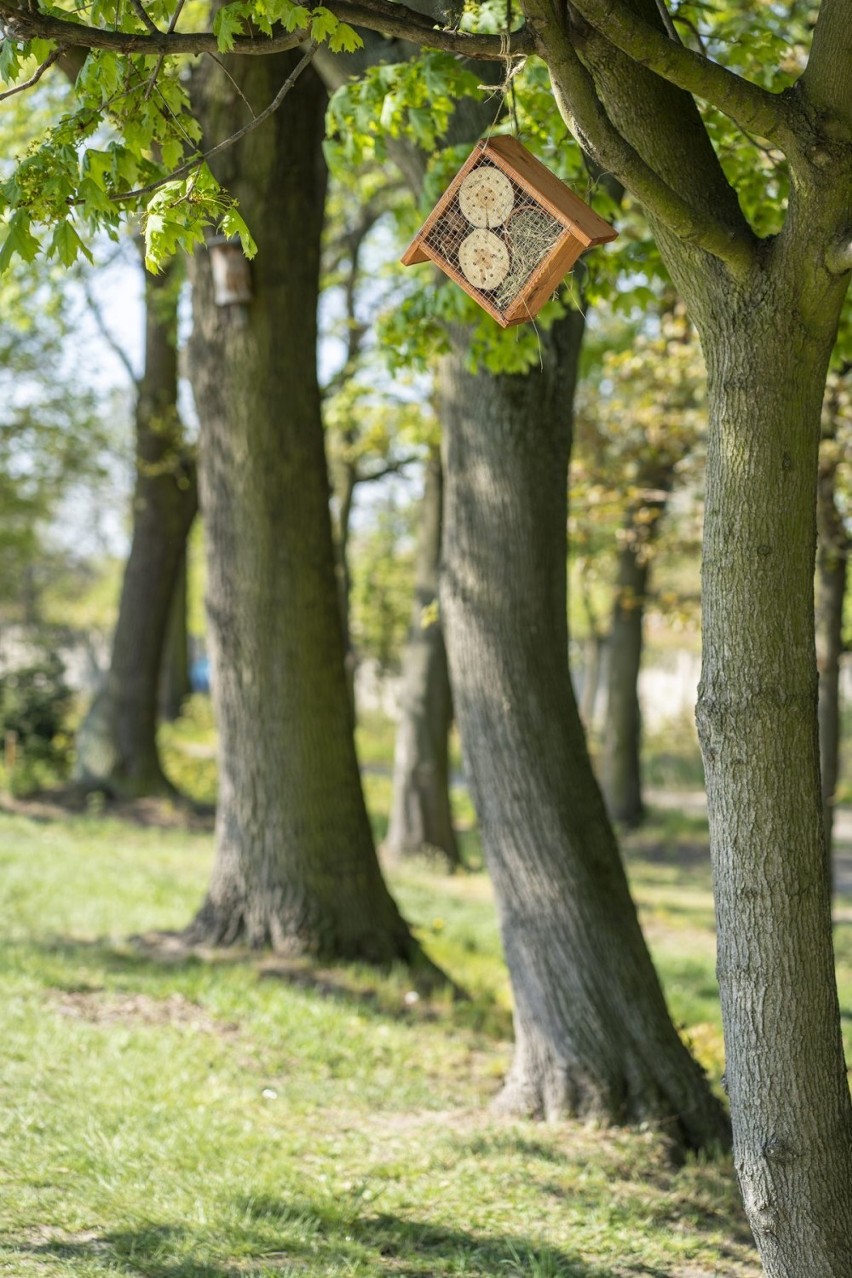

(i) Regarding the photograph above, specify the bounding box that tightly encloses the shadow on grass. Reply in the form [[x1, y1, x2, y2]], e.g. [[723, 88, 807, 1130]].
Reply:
[[447, 1133, 752, 1252], [11, 932, 507, 1035], [626, 842, 711, 870], [10, 932, 245, 978], [0, 788, 215, 831], [4, 1201, 626, 1277]]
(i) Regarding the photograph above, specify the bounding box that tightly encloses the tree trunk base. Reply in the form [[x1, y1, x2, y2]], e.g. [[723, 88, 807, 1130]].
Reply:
[[74, 686, 180, 801], [384, 838, 462, 872], [492, 1042, 731, 1153], [183, 892, 451, 991], [73, 766, 179, 803], [611, 801, 646, 831]]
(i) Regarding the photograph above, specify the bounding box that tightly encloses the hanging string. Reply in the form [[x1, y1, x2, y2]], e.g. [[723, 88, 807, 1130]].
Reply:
[[479, 0, 524, 142], [506, 0, 520, 138]]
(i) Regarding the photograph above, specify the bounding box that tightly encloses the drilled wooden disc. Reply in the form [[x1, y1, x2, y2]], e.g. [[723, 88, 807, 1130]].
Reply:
[[458, 229, 510, 290], [458, 167, 515, 228]]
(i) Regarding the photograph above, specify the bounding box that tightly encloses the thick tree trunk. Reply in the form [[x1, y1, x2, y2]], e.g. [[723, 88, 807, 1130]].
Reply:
[[816, 433, 848, 874], [184, 54, 429, 966], [159, 547, 192, 722], [439, 315, 729, 1151], [488, 0, 852, 1260], [386, 447, 459, 866], [602, 487, 668, 827], [695, 293, 852, 1274], [74, 263, 197, 797]]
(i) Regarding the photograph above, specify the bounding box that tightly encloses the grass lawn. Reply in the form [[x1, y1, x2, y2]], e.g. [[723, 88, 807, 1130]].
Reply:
[[2, 712, 850, 1277]]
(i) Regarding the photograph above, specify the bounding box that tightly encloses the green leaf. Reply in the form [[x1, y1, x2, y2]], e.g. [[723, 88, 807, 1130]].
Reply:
[[328, 21, 362, 52], [83, 149, 114, 184], [0, 40, 21, 83], [160, 137, 184, 171], [219, 207, 257, 259], [28, 39, 54, 63], [213, 5, 246, 52], [77, 177, 115, 216], [49, 218, 92, 268], [310, 6, 338, 41], [0, 212, 41, 273], [281, 2, 310, 31]]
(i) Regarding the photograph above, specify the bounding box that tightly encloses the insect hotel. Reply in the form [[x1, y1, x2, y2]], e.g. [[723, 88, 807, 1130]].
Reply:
[[401, 136, 617, 328]]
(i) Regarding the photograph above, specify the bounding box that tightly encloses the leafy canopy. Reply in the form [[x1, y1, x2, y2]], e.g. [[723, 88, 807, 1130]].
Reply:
[[0, 0, 361, 270]]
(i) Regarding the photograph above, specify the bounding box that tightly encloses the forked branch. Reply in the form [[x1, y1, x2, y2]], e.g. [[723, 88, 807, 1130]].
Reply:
[[523, 0, 756, 276], [567, 0, 794, 146]]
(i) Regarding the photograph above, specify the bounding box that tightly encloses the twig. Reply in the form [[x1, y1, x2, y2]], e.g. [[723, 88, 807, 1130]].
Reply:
[[206, 52, 257, 118], [152, 81, 201, 147], [0, 46, 61, 102], [358, 454, 419, 484], [129, 0, 159, 33], [672, 12, 707, 55], [81, 277, 139, 385], [111, 39, 319, 204], [166, 0, 186, 32], [142, 54, 165, 100], [141, 1, 188, 103], [652, 0, 681, 45]]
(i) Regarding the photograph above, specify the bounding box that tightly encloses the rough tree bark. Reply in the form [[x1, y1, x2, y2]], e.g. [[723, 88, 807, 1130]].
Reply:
[[439, 314, 728, 1150], [816, 394, 849, 874], [602, 483, 668, 827], [693, 281, 852, 1277], [519, 0, 852, 1262], [385, 446, 459, 866], [74, 262, 197, 797], [184, 52, 430, 965]]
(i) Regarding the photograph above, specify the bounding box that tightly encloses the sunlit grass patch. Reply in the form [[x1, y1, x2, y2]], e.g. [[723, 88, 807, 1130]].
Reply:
[[0, 798, 767, 1278]]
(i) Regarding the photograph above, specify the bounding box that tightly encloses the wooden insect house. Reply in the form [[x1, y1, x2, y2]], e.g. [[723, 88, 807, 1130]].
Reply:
[[401, 135, 617, 328]]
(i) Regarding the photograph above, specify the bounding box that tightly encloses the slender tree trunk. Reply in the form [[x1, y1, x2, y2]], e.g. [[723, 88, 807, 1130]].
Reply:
[[386, 447, 459, 866], [603, 486, 668, 827], [578, 633, 605, 729], [159, 547, 192, 722], [184, 53, 430, 967], [439, 315, 729, 1151], [74, 263, 197, 797], [816, 423, 848, 876], [330, 458, 357, 709], [695, 290, 852, 1274]]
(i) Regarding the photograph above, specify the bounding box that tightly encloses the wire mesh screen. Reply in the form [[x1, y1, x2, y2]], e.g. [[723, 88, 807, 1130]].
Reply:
[[424, 156, 563, 313]]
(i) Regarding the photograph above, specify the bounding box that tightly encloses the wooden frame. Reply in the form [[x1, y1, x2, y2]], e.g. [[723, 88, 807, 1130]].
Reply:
[[402, 136, 618, 328]]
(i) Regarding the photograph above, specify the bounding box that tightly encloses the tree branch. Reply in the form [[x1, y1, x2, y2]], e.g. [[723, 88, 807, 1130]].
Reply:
[[110, 38, 320, 202], [0, 0, 534, 60], [0, 45, 61, 100], [82, 276, 139, 385], [205, 51, 257, 117], [650, 0, 678, 45], [567, 0, 794, 145], [129, 0, 159, 34], [530, 8, 755, 276], [357, 454, 418, 484], [800, 0, 852, 135]]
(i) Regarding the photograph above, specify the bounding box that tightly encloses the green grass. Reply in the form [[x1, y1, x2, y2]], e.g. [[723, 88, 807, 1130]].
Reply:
[[9, 707, 851, 1277], [0, 797, 777, 1278]]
